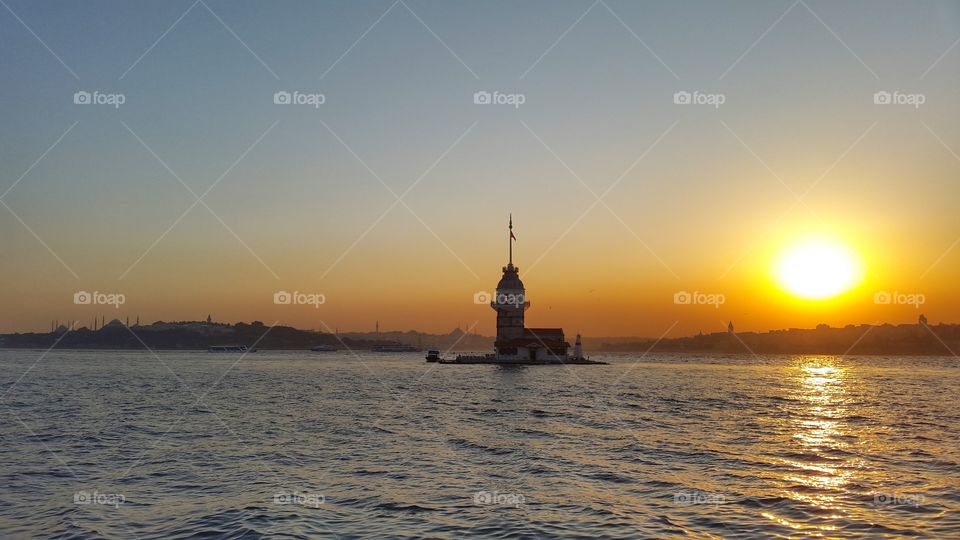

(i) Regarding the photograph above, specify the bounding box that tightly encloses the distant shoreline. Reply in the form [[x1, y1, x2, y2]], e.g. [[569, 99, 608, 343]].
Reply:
[[0, 347, 956, 357], [1, 319, 958, 357]]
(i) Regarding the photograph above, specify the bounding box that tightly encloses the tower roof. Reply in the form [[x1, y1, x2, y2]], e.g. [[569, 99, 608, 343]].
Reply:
[[497, 264, 525, 290]]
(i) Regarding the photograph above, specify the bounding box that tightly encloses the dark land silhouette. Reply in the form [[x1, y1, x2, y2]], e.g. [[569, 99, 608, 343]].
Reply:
[[0, 319, 490, 351], [596, 320, 960, 356], [1, 317, 958, 355]]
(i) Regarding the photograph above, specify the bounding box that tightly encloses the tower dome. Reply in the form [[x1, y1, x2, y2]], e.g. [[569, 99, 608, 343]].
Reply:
[[496, 264, 525, 291]]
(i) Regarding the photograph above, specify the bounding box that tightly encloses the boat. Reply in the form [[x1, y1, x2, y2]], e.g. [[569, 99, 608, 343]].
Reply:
[[208, 345, 253, 353], [371, 344, 419, 352], [425, 349, 441, 362], [310, 344, 338, 352]]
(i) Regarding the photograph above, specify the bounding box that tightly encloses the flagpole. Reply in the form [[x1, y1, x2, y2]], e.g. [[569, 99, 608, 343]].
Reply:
[[508, 214, 513, 266]]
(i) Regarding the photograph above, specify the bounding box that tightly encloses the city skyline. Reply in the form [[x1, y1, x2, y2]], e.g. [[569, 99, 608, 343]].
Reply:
[[3, 0, 960, 336]]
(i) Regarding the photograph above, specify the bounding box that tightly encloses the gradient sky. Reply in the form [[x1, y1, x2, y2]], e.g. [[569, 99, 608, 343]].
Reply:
[[2, 0, 959, 336]]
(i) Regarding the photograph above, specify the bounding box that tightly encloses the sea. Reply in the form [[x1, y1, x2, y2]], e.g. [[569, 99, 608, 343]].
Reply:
[[0, 350, 957, 539]]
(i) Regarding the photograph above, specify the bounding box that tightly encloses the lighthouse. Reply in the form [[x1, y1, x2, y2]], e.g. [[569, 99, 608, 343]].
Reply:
[[489, 216, 570, 362], [491, 214, 529, 346], [447, 216, 604, 365]]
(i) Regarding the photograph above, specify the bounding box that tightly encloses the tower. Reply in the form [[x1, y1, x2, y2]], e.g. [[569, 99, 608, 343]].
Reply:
[[492, 215, 530, 354]]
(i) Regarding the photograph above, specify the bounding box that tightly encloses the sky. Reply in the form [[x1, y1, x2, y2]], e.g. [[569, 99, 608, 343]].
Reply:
[[1, 0, 959, 337]]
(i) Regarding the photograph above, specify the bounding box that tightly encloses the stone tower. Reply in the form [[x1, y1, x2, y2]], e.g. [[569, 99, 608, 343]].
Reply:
[[492, 215, 530, 348]]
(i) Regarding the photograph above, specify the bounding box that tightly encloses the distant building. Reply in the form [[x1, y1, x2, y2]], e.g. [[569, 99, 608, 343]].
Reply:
[[919, 314, 928, 326]]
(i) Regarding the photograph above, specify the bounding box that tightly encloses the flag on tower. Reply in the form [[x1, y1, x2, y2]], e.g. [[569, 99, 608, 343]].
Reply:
[[510, 230, 516, 241]]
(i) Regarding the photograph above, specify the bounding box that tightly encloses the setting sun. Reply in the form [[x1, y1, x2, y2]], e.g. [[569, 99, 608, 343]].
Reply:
[[774, 238, 864, 300]]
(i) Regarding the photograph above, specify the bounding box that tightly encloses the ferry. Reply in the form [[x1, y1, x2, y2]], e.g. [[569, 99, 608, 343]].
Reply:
[[425, 349, 441, 362], [208, 345, 254, 353], [310, 344, 338, 352]]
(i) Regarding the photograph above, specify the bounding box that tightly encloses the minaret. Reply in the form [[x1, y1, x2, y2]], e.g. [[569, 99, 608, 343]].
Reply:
[[492, 215, 529, 356]]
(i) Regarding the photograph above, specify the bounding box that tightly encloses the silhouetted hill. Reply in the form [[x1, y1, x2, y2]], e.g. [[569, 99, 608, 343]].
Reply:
[[0, 320, 411, 351], [594, 322, 960, 355]]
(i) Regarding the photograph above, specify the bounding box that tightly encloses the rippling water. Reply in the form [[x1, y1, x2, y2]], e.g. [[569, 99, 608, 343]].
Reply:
[[0, 351, 958, 538]]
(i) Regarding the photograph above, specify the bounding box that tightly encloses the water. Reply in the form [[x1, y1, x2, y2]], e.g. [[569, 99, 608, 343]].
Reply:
[[0, 351, 958, 539]]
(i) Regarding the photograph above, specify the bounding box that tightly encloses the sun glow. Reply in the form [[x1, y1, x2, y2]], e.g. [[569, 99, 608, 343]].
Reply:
[[774, 238, 863, 300]]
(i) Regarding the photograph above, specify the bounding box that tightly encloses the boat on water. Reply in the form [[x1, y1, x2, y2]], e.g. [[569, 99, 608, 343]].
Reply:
[[372, 344, 419, 353], [208, 345, 254, 353], [310, 344, 338, 352], [425, 349, 441, 362]]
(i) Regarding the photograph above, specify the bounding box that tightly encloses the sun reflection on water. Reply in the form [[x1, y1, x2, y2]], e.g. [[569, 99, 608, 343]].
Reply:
[[767, 357, 860, 531]]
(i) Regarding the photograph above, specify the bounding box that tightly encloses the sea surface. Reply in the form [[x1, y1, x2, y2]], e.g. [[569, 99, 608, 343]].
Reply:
[[0, 350, 958, 539]]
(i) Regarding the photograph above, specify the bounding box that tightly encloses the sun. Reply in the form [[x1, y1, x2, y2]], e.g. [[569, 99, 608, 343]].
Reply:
[[774, 237, 863, 300]]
